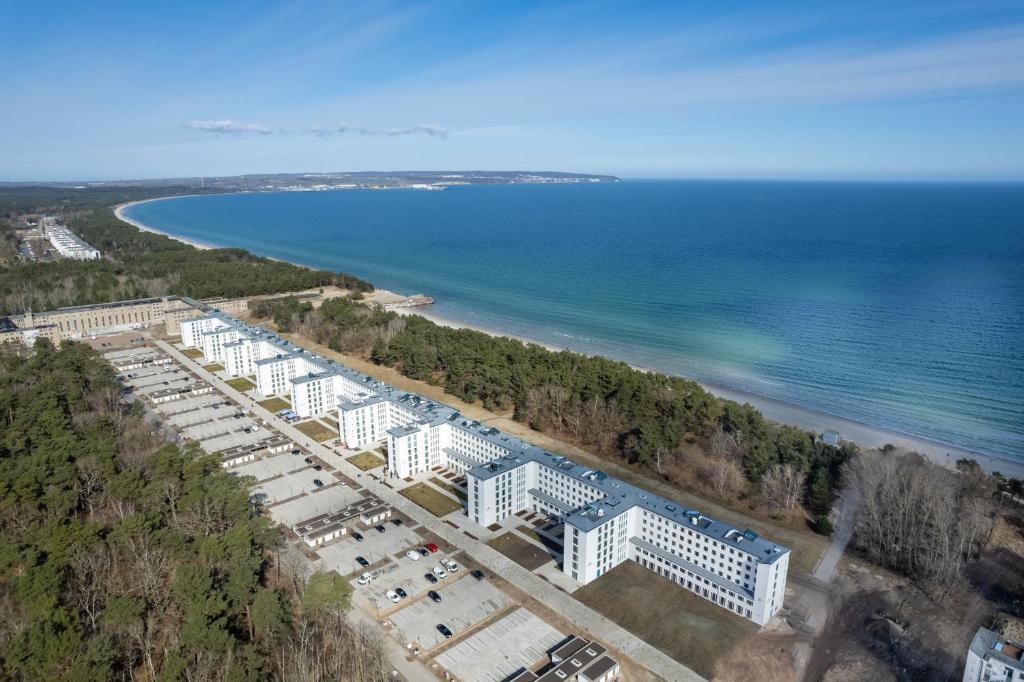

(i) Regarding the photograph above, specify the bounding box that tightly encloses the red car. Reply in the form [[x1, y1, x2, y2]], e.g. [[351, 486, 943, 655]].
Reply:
[[425, 543, 439, 553]]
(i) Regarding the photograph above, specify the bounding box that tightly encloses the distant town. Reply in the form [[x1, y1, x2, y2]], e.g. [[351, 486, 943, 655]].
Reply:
[[1, 170, 620, 193]]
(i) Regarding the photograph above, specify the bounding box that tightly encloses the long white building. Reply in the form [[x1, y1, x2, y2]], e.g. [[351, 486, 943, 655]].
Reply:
[[179, 308, 790, 625], [42, 216, 100, 260]]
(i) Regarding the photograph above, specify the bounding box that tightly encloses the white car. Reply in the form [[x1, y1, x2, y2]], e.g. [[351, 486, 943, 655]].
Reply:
[[386, 589, 401, 603], [405, 550, 421, 561], [432, 566, 447, 579], [357, 573, 373, 585], [443, 559, 459, 573]]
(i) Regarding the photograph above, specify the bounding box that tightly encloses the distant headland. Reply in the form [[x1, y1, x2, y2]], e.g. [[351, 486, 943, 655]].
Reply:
[[2, 170, 620, 192]]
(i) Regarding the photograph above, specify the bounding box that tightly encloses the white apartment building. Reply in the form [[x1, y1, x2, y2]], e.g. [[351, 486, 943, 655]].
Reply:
[[180, 312, 379, 419], [964, 627, 1024, 682], [177, 309, 790, 624], [464, 449, 789, 625], [42, 216, 100, 260]]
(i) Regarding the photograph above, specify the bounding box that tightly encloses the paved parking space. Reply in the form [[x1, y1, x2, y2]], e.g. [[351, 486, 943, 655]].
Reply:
[[134, 377, 195, 396], [318, 524, 424, 569], [434, 608, 565, 682], [126, 369, 183, 387], [268, 485, 364, 527], [181, 419, 238, 441], [122, 368, 179, 387], [361, 553, 458, 607], [252, 468, 332, 505], [153, 395, 215, 415], [167, 405, 233, 428], [199, 425, 265, 452], [390, 572, 510, 650], [232, 454, 308, 483]]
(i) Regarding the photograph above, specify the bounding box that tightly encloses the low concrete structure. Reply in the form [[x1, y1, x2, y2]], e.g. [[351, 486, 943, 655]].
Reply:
[[292, 496, 391, 548]]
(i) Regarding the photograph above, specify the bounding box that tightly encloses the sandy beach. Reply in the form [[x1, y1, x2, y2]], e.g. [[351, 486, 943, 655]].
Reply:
[[397, 307, 1024, 480], [112, 199, 1024, 481], [114, 198, 219, 251]]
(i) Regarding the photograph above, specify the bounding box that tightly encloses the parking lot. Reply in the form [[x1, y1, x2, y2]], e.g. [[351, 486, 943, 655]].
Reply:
[[252, 468, 334, 505], [199, 425, 266, 453], [231, 454, 308, 483], [318, 522, 425, 569], [269, 483, 365, 526], [154, 395, 212, 415], [359, 551, 465, 608], [121, 367, 181, 388], [389, 572, 511, 650], [180, 418, 239, 441], [167, 404, 234, 428], [434, 608, 565, 682]]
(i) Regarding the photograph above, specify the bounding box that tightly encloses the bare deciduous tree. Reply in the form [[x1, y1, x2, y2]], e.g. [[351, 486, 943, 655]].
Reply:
[[761, 463, 807, 509]]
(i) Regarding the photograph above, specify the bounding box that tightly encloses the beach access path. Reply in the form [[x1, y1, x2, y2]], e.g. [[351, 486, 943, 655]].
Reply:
[[152, 336, 704, 682]]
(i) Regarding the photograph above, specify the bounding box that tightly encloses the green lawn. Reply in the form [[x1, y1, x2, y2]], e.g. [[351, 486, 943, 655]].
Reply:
[[322, 416, 339, 430], [347, 451, 385, 471], [295, 420, 336, 442], [204, 363, 225, 372], [429, 476, 467, 501], [258, 397, 291, 412], [181, 348, 205, 359], [225, 377, 256, 392], [398, 483, 463, 517]]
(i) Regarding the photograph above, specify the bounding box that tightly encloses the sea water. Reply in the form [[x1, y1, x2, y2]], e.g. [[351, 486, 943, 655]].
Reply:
[[126, 181, 1024, 461]]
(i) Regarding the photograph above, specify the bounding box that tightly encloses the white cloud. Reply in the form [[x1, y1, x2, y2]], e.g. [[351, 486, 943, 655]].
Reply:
[[312, 122, 448, 139], [183, 119, 273, 135]]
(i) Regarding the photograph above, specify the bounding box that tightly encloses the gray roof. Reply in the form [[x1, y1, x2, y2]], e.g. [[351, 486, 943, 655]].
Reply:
[[469, 450, 788, 564], [196, 309, 789, 565], [970, 627, 1024, 669]]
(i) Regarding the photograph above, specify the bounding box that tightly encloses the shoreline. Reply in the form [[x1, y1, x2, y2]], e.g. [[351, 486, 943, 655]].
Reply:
[[115, 197, 220, 251], [398, 307, 1024, 480], [112, 196, 1024, 480]]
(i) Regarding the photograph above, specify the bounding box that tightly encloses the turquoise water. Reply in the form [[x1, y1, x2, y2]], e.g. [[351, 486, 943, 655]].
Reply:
[[126, 181, 1024, 461]]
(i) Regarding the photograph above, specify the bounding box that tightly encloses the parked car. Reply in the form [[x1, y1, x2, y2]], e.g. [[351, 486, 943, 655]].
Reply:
[[391, 518, 404, 526], [386, 590, 400, 603], [432, 566, 447, 579], [395, 587, 407, 599], [424, 573, 438, 584], [443, 559, 459, 573], [405, 551, 421, 561], [375, 525, 386, 534], [425, 543, 439, 553], [353, 532, 364, 542], [436, 624, 453, 639], [471, 570, 485, 581], [357, 573, 372, 585], [428, 590, 441, 603], [312, 479, 324, 487], [417, 548, 429, 557], [355, 556, 369, 567], [313, 464, 323, 471]]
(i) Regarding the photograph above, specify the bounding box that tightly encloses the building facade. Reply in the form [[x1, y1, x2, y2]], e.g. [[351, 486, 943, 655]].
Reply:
[[177, 309, 790, 625]]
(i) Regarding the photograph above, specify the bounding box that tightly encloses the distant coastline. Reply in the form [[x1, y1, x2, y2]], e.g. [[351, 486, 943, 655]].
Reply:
[[115, 197, 217, 250], [114, 193, 1024, 481]]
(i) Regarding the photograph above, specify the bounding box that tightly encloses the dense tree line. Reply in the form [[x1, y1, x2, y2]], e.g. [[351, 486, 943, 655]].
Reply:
[[0, 341, 387, 680], [0, 187, 372, 314], [256, 296, 854, 527]]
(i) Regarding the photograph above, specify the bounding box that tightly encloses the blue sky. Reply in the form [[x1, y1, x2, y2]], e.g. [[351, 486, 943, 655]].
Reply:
[[1, 1, 1022, 180]]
